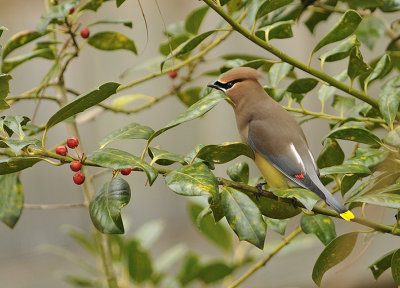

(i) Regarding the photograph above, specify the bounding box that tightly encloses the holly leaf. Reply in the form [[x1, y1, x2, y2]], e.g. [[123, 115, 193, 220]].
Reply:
[[0, 174, 24, 228], [301, 214, 336, 245], [99, 122, 154, 148], [88, 32, 137, 54]]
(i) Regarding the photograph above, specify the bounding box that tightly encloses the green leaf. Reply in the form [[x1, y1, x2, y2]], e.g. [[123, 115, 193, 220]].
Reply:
[[188, 202, 232, 252], [341, 174, 359, 196], [110, 94, 153, 109], [266, 218, 288, 236], [1, 48, 54, 73], [268, 62, 293, 88], [125, 239, 153, 283], [0, 74, 11, 110], [87, 148, 158, 185], [197, 261, 234, 284], [251, 195, 301, 219], [273, 188, 320, 211], [227, 161, 249, 183], [312, 10, 362, 55], [159, 34, 190, 56], [177, 87, 202, 107], [287, 78, 318, 93], [88, 19, 133, 28], [256, 0, 294, 20], [134, 220, 165, 249], [79, 0, 111, 12], [46, 82, 119, 130], [89, 177, 131, 234], [0, 157, 42, 175], [305, 0, 338, 33], [165, 163, 218, 196], [2, 30, 50, 59], [161, 30, 218, 70], [312, 232, 359, 286], [177, 252, 201, 286], [350, 183, 400, 209], [323, 125, 381, 145], [332, 95, 355, 116], [381, 0, 400, 11], [391, 249, 400, 285], [317, 139, 344, 169], [210, 192, 224, 222], [88, 31, 137, 54], [37, 0, 79, 34], [318, 70, 348, 105], [255, 20, 294, 42], [194, 142, 254, 164], [384, 126, 400, 147], [264, 86, 285, 102], [301, 214, 336, 246], [320, 164, 370, 176], [116, 0, 126, 8], [347, 47, 371, 82], [379, 75, 400, 129], [148, 91, 227, 143], [148, 147, 185, 166], [185, 5, 209, 35], [344, 148, 388, 168], [364, 54, 392, 91], [319, 36, 360, 70], [99, 122, 154, 148], [221, 187, 266, 249], [62, 225, 97, 254], [1, 137, 41, 154], [0, 174, 23, 228], [355, 16, 386, 50], [369, 250, 396, 280], [1, 115, 29, 138]]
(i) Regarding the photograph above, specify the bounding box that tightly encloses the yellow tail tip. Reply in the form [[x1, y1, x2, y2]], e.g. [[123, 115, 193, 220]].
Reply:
[[340, 210, 355, 221]]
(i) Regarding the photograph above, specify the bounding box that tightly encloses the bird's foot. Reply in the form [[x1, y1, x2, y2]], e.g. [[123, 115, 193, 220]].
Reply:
[[255, 182, 268, 199], [289, 196, 299, 208]]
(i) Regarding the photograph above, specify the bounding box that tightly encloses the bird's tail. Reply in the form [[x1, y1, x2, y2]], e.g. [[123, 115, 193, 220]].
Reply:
[[321, 188, 354, 221]]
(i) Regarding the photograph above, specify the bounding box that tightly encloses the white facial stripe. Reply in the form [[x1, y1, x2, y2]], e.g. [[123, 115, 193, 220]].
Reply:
[[290, 143, 305, 169]]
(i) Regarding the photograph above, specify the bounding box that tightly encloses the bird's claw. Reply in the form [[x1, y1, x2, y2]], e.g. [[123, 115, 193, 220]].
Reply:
[[255, 182, 268, 199], [289, 197, 299, 208]]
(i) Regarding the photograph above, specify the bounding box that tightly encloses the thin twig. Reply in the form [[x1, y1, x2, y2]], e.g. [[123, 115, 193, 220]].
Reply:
[[24, 203, 87, 209]]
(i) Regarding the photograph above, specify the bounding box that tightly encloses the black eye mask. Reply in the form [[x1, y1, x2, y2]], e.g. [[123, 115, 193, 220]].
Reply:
[[215, 78, 244, 90]]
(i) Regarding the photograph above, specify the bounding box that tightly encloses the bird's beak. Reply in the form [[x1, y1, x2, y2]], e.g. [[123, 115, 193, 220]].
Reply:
[[207, 81, 223, 91]]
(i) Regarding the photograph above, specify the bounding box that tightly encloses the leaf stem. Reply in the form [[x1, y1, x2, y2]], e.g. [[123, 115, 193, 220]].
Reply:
[[227, 227, 303, 288]]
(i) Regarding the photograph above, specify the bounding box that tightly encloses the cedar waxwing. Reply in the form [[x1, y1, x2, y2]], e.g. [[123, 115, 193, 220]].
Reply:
[[208, 67, 354, 221]]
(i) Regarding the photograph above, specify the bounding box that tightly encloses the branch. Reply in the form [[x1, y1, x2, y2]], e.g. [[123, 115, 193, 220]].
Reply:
[[202, 0, 379, 110], [24, 203, 87, 209]]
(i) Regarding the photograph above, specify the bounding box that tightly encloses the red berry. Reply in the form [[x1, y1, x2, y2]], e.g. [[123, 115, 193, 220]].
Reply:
[[120, 168, 132, 176], [67, 137, 79, 149], [80, 27, 90, 39], [73, 172, 85, 185], [168, 70, 178, 79], [70, 161, 82, 172], [56, 145, 68, 156], [69, 7, 75, 14]]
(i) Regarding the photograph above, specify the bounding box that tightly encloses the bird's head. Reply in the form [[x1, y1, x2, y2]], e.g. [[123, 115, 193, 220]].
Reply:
[[207, 67, 264, 106]]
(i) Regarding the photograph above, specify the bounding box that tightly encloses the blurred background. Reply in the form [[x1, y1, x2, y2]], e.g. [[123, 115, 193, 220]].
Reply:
[[0, 0, 398, 287]]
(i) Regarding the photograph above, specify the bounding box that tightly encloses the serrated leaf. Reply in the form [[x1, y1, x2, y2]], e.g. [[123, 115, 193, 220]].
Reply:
[[256, 0, 294, 20], [251, 195, 301, 219], [185, 5, 209, 35], [37, 0, 79, 34], [312, 232, 358, 286], [188, 202, 232, 252], [148, 147, 185, 166], [2, 30, 50, 59], [194, 142, 254, 164], [221, 187, 266, 249], [391, 249, 400, 284], [379, 75, 400, 129], [0, 157, 42, 175], [1, 48, 54, 73], [165, 162, 218, 196], [148, 90, 227, 143], [323, 125, 381, 145], [384, 126, 400, 147], [88, 19, 133, 28], [364, 54, 392, 91], [317, 139, 344, 169], [89, 177, 131, 234], [255, 20, 294, 42], [0, 174, 23, 228], [320, 164, 370, 176], [301, 214, 336, 246], [268, 62, 293, 88], [87, 148, 158, 185], [0, 74, 11, 110], [88, 32, 137, 54], [99, 122, 154, 148], [273, 188, 320, 211], [287, 78, 318, 93], [197, 261, 234, 284], [312, 10, 362, 55], [266, 218, 288, 235], [46, 82, 119, 130], [355, 16, 386, 50], [369, 250, 396, 280], [227, 161, 249, 183], [125, 239, 153, 283], [1, 137, 41, 154], [348, 47, 371, 82], [318, 70, 348, 105], [177, 87, 202, 107]]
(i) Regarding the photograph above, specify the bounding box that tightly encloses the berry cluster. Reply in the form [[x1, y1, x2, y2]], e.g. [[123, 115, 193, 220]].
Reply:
[[55, 137, 85, 185]]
